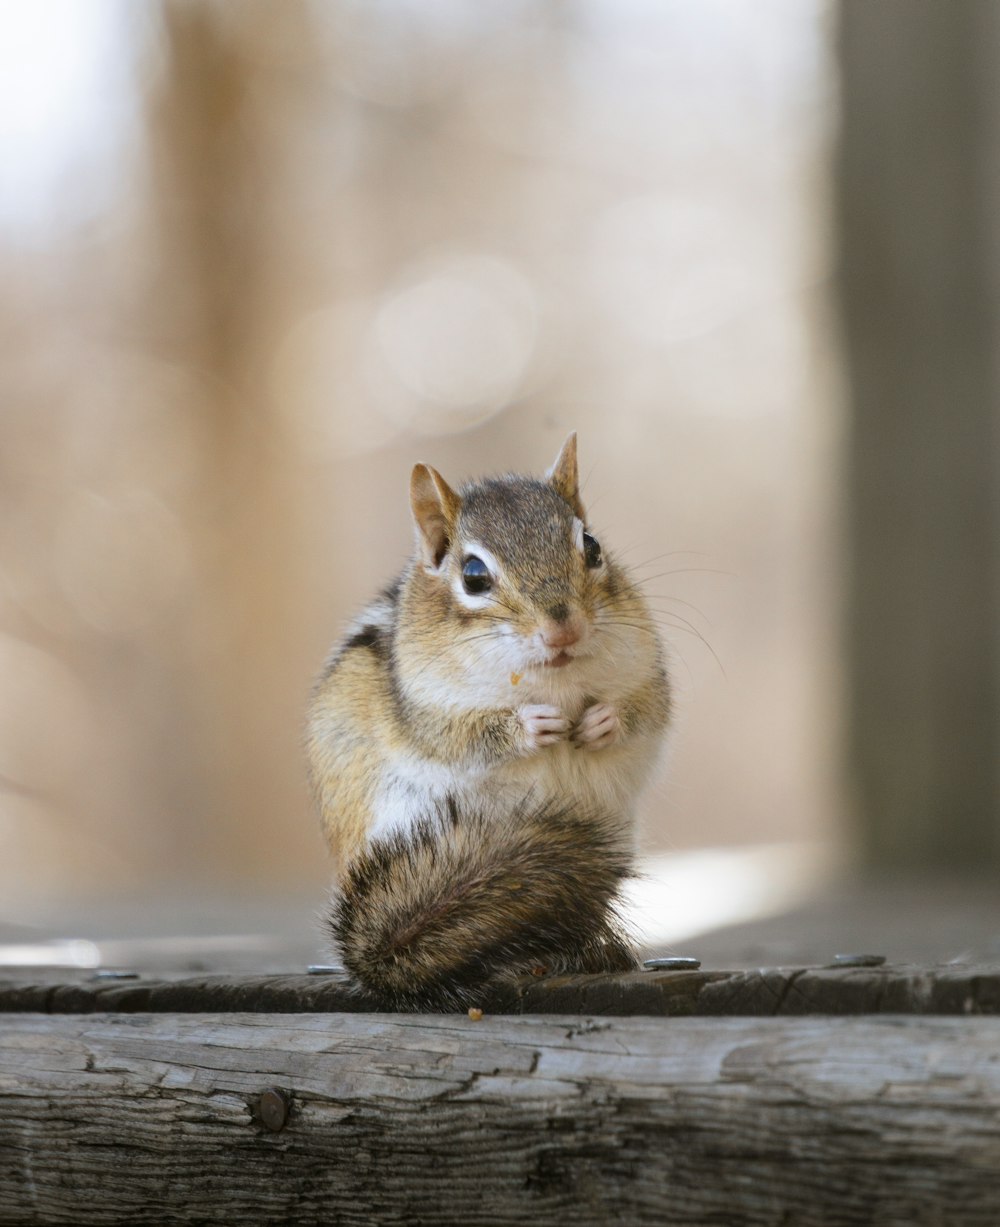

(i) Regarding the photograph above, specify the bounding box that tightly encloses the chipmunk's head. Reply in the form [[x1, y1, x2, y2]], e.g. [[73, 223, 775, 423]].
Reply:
[[408, 434, 634, 677]]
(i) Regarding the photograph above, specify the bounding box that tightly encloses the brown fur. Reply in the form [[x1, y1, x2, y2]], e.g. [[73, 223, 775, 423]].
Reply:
[[330, 798, 637, 1010], [306, 635, 393, 864], [308, 438, 671, 1009]]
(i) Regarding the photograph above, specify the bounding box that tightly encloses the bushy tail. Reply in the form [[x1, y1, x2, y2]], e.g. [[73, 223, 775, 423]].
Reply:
[[328, 798, 637, 1010]]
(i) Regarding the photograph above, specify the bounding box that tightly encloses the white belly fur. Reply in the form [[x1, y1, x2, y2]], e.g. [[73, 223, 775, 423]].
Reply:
[[368, 734, 660, 847]]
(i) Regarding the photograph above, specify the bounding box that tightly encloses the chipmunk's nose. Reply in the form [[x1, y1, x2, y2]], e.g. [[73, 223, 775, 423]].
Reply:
[[541, 606, 583, 649]]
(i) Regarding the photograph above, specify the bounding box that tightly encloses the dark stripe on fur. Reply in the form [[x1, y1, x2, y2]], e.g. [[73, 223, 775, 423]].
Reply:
[[342, 625, 386, 657], [380, 576, 403, 604], [328, 798, 637, 1010]]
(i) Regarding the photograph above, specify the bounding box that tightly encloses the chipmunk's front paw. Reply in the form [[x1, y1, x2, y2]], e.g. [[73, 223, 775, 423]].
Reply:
[[572, 702, 622, 751], [518, 704, 570, 752]]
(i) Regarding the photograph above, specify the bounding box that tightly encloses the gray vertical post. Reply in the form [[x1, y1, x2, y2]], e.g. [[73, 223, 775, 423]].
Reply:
[[837, 1, 1000, 869]]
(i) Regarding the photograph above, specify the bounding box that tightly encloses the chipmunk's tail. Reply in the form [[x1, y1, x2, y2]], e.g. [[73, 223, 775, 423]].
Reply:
[[328, 797, 637, 1010]]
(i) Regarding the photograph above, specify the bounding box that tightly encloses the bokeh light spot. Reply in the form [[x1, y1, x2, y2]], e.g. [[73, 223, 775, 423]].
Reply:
[[368, 254, 538, 436]]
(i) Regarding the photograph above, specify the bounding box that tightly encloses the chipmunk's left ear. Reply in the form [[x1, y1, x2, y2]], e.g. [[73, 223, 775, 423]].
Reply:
[[411, 463, 462, 570], [546, 432, 585, 520]]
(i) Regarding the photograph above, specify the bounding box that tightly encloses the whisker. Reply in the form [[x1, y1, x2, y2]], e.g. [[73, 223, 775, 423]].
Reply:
[[632, 567, 736, 584], [618, 548, 717, 570], [402, 627, 511, 684], [639, 601, 714, 631], [598, 621, 696, 689], [639, 596, 714, 627], [630, 607, 709, 642], [595, 593, 727, 677]]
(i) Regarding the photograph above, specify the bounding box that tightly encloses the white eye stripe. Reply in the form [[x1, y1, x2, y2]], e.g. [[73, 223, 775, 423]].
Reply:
[[573, 518, 585, 553], [453, 586, 493, 610]]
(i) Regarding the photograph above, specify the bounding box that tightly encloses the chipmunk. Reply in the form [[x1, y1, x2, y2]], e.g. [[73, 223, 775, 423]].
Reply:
[[306, 434, 671, 1008]]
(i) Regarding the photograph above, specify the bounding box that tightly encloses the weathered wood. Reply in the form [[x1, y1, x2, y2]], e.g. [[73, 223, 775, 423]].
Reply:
[[3, 962, 1000, 1016], [2, 1011, 1000, 1225]]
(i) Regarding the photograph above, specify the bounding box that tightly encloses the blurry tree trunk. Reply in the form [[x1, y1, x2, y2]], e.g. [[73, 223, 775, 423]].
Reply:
[[138, 1, 321, 885], [838, 1, 1000, 869]]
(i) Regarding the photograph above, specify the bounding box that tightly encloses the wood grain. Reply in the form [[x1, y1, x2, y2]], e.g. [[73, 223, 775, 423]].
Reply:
[[3, 962, 1000, 1017], [3, 1011, 1000, 1225]]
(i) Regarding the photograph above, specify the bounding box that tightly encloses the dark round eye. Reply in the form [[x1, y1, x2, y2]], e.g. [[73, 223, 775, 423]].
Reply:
[[582, 531, 602, 569], [461, 555, 493, 595]]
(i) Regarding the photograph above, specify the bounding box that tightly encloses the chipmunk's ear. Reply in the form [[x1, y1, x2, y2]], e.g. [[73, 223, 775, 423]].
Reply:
[[546, 431, 586, 520], [410, 463, 462, 569]]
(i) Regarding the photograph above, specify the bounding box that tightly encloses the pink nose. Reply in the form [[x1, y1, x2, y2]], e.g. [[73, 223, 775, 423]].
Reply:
[[541, 621, 581, 650]]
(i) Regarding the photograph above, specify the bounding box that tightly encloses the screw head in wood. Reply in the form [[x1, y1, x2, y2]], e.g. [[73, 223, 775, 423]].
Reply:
[[830, 953, 886, 968], [643, 957, 702, 971], [259, 1087, 290, 1132]]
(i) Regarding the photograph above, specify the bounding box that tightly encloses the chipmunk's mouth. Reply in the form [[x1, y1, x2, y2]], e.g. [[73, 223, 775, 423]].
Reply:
[[543, 651, 575, 668]]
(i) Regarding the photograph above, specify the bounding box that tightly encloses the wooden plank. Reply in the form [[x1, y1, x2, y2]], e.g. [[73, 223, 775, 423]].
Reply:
[[2, 1011, 1000, 1225], [3, 963, 1000, 1016]]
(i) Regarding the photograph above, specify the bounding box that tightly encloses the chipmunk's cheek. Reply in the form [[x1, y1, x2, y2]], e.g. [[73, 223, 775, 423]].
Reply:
[[502, 629, 538, 669], [501, 626, 532, 665]]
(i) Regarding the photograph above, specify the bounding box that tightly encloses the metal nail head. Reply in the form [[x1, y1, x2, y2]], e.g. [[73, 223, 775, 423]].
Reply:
[[643, 957, 702, 971], [830, 953, 886, 968], [306, 964, 344, 975], [259, 1087, 290, 1132]]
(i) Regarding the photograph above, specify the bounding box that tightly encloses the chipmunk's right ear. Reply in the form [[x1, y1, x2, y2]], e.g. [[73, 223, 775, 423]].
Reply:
[[410, 463, 462, 570]]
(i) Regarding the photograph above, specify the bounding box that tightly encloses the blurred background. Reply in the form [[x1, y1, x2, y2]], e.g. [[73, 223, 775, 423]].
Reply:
[[2, 0, 997, 971]]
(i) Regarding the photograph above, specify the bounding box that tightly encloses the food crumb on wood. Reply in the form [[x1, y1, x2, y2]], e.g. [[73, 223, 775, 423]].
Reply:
[[467, 1007, 483, 1021]]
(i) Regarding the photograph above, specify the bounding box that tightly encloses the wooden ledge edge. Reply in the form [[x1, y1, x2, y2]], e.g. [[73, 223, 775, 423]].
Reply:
[[1, 962, 999, 1016]]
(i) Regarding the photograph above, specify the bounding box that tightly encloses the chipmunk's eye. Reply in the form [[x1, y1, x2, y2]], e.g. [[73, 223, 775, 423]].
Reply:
[[461, 555, 492, 595], [582, 531, 602, 569]]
